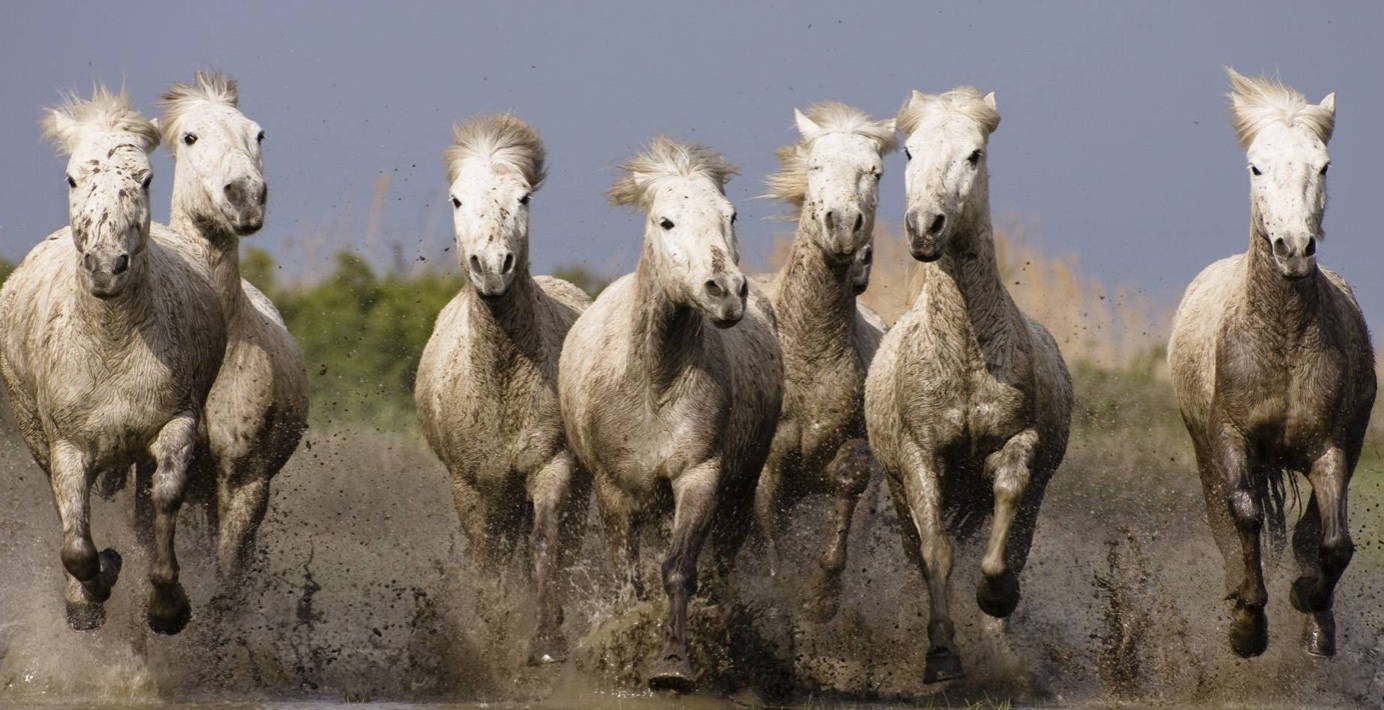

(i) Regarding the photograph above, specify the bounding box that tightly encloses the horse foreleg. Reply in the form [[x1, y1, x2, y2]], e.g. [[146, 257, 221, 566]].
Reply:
[[803, 437, 873, 623], [1215, 427, 1268, 657], [1291, 446, 1353, 657], [146, 413, 198, 635], [752, 443, 788, 578], [50, 441, 121, 630], [649, 460, 719, 693], [214, 466, 270, 591], [595, 476, 643, 603], [899, 442, 961, 683], [526, 451, 575, 665], [977, 429, 1037, 619]]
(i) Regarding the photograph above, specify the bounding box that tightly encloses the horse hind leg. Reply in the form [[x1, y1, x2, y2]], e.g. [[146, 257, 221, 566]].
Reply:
[[50, 441, 122, 630], [1290, 447, 1354, 657], [803, 437, 873, 623]]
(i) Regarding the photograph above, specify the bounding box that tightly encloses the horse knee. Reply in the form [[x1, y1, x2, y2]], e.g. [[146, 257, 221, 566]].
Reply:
[[831, 439, 872, 498], [1321, 535, 1354, 576], [661, 558, 697, 598], [1228, 489, 1261, 531], [61, 538, 98, 581]]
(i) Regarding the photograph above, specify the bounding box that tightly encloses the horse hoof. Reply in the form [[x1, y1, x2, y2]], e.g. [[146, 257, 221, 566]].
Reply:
[[1304, 611, 1336, 658], [527, 632, 568, 666], [976, 571, 1020, 618], [1228, 604, 1268, 658], [65, 600, 105, 631], [923, 647, 964, 684], [147, 583, 192, 635], [648, 652, 696, 693], [802, 569, 843, 624], [1290, 576, 1328, 614]]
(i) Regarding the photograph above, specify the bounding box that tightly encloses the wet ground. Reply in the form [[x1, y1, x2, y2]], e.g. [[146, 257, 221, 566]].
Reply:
[[2, 378, 1382, 708]]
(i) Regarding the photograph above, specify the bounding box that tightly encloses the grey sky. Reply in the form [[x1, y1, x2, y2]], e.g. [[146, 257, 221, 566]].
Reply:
[[3, 1, 1381, 322]]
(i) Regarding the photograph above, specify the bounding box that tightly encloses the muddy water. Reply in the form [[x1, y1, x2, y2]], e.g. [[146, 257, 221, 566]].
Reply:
[[1, 414, 1381, 708]]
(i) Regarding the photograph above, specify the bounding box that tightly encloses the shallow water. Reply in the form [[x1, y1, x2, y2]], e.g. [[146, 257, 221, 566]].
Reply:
[[2, 410, 1381, 708]]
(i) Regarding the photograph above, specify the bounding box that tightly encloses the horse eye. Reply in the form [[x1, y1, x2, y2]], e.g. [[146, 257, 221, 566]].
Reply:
[[183, 133, 198, 146], [1250, 165, 1262, 176], [519, 193, 531, 206], [659, 218, 675, 230], [967, 150, 982, 165], [1320, 162, 1330, 176], [66, 175, 77, 189], [141, 174, 152, 191], [450, 196, 461, 208], [904, 148, 912, 161], [256, 131, 266, 144]]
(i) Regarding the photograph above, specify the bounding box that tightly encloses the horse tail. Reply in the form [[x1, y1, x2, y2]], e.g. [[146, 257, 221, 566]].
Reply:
[[1255, 466, 1297, 559]]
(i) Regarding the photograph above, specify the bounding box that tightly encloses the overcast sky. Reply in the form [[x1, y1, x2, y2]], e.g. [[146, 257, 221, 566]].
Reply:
[[2, 1, 1381, 322]]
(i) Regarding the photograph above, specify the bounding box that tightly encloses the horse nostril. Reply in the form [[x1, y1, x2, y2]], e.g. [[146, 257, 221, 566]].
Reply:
[[853, 213, 864, 233], [861, 245, 873, 264], [257, 183, 268, 205], [83, 253, 96, 272], [501, 253, 515, 275], [1272, 237, 1290, 257], [112, 254, 129, 275], [468, 254, 482, 274], [224, 182, 242, 203], [824, 210, 836, 231], [705, 279, 725, 299], [905, 212, 920, 237], [927, 214, 946, 236], [737, 278, 749, 299], [1304, 238, 1317, 257]]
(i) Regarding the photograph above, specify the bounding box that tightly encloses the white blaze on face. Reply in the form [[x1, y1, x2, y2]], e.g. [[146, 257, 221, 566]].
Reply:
[[170, 101, 266, 235], [1245, 99, 1333, 279], [795, 109, 889, 259], [448, 160, 532, 297], [64, 130, 154, 297], [645, 174, 746, 327]]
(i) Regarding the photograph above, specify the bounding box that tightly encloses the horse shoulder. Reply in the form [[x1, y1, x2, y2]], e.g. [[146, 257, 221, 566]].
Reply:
[[1168, 255, 1244, 427]]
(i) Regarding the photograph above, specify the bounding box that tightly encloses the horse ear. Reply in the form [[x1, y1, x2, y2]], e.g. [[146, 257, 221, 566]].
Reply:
[[41, 108, 80, 153], [1319, 92, 1336, 115], [983, 91, 997, 110], [794, 108, 823, 140]]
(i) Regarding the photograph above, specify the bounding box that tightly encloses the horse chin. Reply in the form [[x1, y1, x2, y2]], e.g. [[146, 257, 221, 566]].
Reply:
[[910, 243, 944, 262]]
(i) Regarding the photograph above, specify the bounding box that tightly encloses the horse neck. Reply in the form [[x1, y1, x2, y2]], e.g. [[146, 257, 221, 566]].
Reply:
[[169, 189, 243, 317], [465, 263, 544, 373], [1244, 225, 1320, 336], [775, 220, 856, 353], [925, 201, 1017, 339], [631, 242, 703, 390], [73, 260, 155, 347]]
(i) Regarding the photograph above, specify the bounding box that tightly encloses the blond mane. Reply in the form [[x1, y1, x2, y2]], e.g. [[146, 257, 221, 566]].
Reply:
[[443, 113, 547, 188], [156, 70, 240, 149], [607, 135, 738, 208], [764, 102, 897, 208], [1226, 67, 1334, 149], [40, 83, 159, 155], [896, 86, 1001, 137]]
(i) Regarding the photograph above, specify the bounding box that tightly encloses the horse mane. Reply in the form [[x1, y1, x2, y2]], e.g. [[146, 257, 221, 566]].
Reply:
[[896, 86, 1001, 137], [764, 102, 898, 208], [41, 83, 159, 155], [156, 70, 240, 148], [444, 113, 547, 189], [1226, 67, 1334, 149], [607, 135, 738, 208]]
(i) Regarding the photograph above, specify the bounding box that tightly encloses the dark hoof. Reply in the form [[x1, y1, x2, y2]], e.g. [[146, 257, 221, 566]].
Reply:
[[923, 647, 964, 684], [65, 599, 105, 631], [1228, 603, 1268, 658], [1290, 576, 1329, 613], [147, 583, 192, 635], [648, 651, 695, 693], [977, 570, 1021, 618], [1304, 611, 1336, 658], [527, 631, 567, 666], [802, 567, 843, 624]]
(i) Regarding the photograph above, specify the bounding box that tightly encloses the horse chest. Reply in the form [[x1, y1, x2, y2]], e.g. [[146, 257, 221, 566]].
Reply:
[[46, 349, 184, 459], [1217, 329, 1348, 461], [784, 352, 865, 456]]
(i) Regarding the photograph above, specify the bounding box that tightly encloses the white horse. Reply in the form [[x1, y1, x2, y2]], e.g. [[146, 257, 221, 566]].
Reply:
[[559, 137, 782, 692], [754, 103, 894, 622], [0, 86, 226, 633], [1168, 69, 1374, 658], [156, 71, 308, 596], [415, 114, 590, 665], [865, 87, 1072, 683]]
